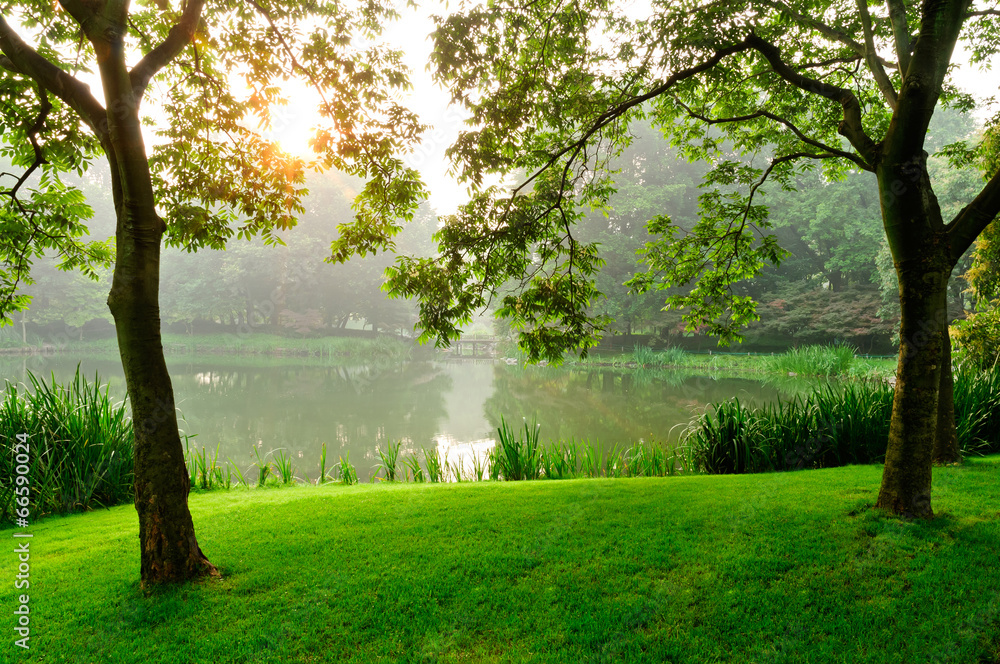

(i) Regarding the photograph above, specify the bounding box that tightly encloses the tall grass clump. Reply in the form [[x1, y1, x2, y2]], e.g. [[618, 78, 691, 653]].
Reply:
[[489, 416, 542, 480], [423, 446, 447, 483], [953, 366, 1000, 456], [0, 368, 134, 524], [681, 378, 896, 474], [402, 455, 425, 482], [632, 344, 658, 368], [316, 443, 334, 485], [768, 343, 857, 377], [375, 439, 402, 481], [336, 451, 358, 485], [272, 449, 297, 485]]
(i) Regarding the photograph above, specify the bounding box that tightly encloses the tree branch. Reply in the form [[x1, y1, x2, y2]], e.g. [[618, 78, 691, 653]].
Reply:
[[884, 0, 970, 163], [509, 37, 762, 200], [0, 15, 108, 143], [948, 169, 1000, 262], [758, 0, 898, 70], [855, 0, 899, 109], [887, 0, 913, 74], [745, 33, 880, 164], [669, 96, 874, 171], [129, 0, 206, 106]]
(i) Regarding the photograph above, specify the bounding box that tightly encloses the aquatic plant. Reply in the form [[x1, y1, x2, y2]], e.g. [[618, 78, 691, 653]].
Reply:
[[337, 451, 358, 485], [0, 368, 134, 524], [490, 416, 541, 481], [375, 439, 402, 481]]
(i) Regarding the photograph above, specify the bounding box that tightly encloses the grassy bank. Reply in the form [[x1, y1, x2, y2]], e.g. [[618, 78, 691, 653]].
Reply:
[[2, 332, 416, 362], [570, 343, 897, 379], [2, 457, 999, 663]]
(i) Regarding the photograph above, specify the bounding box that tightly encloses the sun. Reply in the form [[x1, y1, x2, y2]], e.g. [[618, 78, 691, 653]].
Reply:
[[273, 123, 318, 159]]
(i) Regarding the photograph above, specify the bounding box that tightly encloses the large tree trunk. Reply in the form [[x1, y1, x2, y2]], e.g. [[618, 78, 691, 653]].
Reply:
[[876, 250, 953, 518], [99, 39, 216, 588]]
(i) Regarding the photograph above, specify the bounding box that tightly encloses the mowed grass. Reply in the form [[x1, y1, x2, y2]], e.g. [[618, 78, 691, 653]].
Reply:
[[3, 458, 1000, 664]]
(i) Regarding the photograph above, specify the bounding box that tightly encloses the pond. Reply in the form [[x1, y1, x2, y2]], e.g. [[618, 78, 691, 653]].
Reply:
[[0, 354, 818, 482]]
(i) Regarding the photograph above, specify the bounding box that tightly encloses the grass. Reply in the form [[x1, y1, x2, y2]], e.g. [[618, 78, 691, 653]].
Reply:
[[681, 367, 1000, 474], [2, 456, 998, 663], [573, 343, 897, 378], [765, 342, 858, 377], [0, 367, 133, 524]]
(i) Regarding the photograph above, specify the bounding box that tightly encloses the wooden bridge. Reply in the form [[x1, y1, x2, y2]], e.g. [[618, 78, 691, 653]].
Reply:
[[450, 337, 501, 358]]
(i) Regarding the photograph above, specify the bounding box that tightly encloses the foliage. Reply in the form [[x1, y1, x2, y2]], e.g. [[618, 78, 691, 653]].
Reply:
[[0, 0, 427, 322], [765, 343, 858, 377], [682, 367, 1000, 474], [954, 219, 1000, 369], [0, 368, 132, 524], [490, 416, 543, 481], [383, 0, 999, 367], [375, 440, 403, 482], [336, 452, 359, 486]]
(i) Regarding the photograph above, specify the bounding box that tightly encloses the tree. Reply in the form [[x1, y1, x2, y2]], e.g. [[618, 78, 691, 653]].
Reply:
[[0, 1, 424, 586], [382, 0, 1000, 518]]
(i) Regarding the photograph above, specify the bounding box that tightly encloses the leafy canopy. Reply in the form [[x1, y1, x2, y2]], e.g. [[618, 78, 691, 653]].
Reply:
[[377, 0, 1000, 362], [0, 0, 427, 318]]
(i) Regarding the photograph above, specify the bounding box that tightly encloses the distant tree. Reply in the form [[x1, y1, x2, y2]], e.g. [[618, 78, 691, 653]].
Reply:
[[0, 0, 423, 586], [382, 0, 1000, 518]]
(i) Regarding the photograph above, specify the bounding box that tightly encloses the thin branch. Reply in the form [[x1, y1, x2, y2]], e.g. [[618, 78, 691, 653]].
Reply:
[[669, 96, 873, 171], [0, 15, 108, 143], [745, 33, 880, 163], [965, 9, 1000, 17], [855, 0, 899, 109], [244, 0, 338, 120], [129, 0, 207, 106], [757, 0, 898, 70], [887, 0, 913, 74], [508, 36, 762, 202], [9, 86, 52, 198]]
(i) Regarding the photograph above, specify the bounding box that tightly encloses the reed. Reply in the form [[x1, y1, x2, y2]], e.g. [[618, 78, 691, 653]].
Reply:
[[272, 449, 296, 485], [680, 378, 899, 474], [581, 439, 602, 478], [766, 343, 857, 377], [403, 455, 425, 483], [0, 367, 134, 524], [336, 451, 358, 485], [423, 446, 447, 483], [228, 457, 250, 488], [470, 451, 488, 481], [490, 416, 542, 481], [251, 445, 272, 487], [317, 442, 332, 485], [449, 457, 466, 482], [375, 439, 402, 482]]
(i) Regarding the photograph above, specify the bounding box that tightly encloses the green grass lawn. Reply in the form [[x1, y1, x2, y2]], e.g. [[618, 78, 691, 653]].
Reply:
[[3, 458, 999, 663]]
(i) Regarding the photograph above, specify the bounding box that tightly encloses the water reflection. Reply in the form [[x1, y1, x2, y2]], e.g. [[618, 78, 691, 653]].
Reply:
[[0, 355, 804, 481]]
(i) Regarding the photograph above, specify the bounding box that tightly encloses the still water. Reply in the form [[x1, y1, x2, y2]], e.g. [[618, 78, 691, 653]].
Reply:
[[1, 355, 807, 481]]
